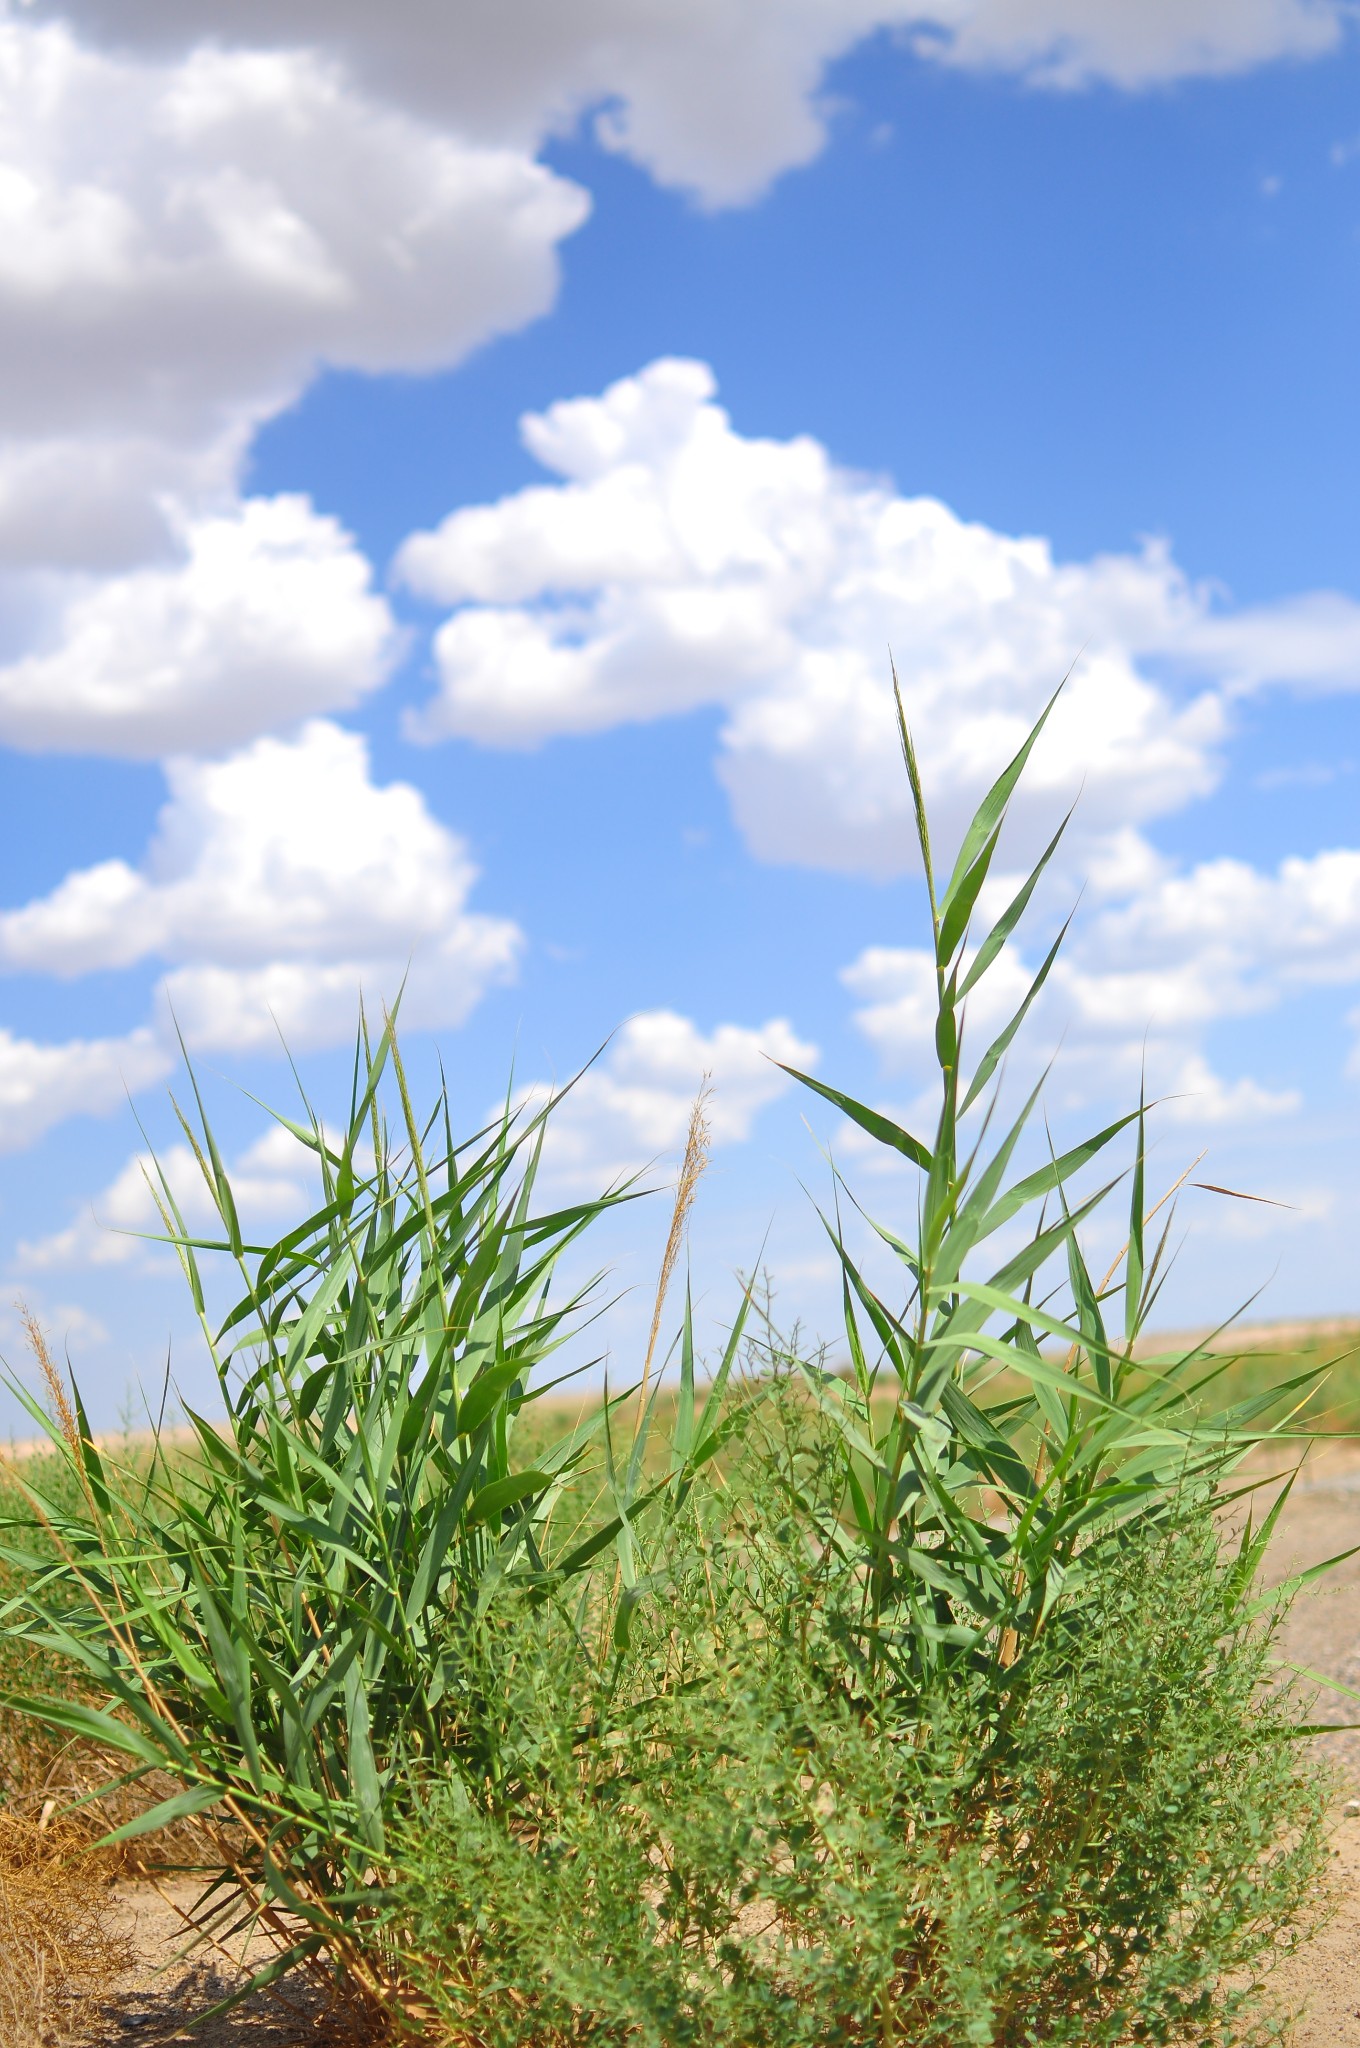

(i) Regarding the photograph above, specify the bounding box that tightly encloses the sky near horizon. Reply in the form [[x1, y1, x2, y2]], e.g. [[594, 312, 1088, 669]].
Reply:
[[0, 1, 1358, 1427]]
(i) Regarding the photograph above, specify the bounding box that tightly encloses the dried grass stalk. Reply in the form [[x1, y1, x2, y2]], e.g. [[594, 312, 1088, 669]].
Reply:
[[17, 1310, 81, 1467], [639, 1081, 712, 1405]]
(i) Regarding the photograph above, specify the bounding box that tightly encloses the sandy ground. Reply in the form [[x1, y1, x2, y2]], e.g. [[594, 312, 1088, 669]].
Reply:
[[94, 1880, 366, 2045], [1248, 1469, 1360, 2044], [76, 1464, 1360, 2046]]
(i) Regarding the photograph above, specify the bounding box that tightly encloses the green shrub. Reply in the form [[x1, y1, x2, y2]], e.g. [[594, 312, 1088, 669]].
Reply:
[[387, 1443, 1327, 2047]]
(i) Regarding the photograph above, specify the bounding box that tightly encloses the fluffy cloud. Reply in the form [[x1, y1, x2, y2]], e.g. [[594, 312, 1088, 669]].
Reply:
[[843, 842, 1360, 1134], [521, 1009, 818, 1194], [0, 14, 592, 757], [0, 496, 398, 756], [0, 0, 1341, 575], [15, 1013, 821, 1270], [909, 0, 1348, 87], [397, 358, 1360, 885], [0, 719, 522, 1056], [32, 2, 1352, 210], [0, 21, 588, 571], [0, 1022, 170, 1153], [0, 5, 1344, 754], [17, 1123, 315, 1271], [1065, 849, 1360, 1017]]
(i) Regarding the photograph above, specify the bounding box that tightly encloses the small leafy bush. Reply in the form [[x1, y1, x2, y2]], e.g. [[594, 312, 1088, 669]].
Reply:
[[387, 1444, 1327, 2047]]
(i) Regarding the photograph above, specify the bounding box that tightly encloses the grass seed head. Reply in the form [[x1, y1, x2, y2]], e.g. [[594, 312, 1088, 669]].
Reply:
[[641, 1079, 712, 1400]]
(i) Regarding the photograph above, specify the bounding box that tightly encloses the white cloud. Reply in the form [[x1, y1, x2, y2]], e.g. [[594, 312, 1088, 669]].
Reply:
[[1071, 849, 1360, 1016], [0, 0, 1339, 577], [519, 1009, 818, 1194], [0, 496, 399, 756], [0, 6, 1343, 752], [907, 0, 1348, 88], [33, 2, 1353, 211], [18, 1122, 316, 1271], [0, 1022, 171, 1153], [0, 718, 522, 1055], [0, 15, 591, 755], [398, 358, 1360, 885], [1174, 591, 1360, 697], [0, 22, 588, 572]]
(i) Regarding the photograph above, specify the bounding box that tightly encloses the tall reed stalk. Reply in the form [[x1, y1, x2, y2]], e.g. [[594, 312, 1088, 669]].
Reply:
[[0, 1017, 682, 2019], [772, 678, 1338, 1697]]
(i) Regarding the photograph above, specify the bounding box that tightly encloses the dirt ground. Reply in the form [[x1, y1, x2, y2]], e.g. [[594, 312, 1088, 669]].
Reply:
[[75, 1465, 1360, 2046], [93, 1881, 365, 2045], [1247, 1464, 1360, 2044]]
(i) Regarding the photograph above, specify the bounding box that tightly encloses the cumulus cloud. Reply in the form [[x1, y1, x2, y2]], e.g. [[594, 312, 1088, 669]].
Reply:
[[0, 0, 1340, 577], [17, 1122, 316, 1270], [16, 1014, 821, 1271], [0, 1022, 171, 1153], [908, 0, 1348, 88], [0, 5, 1343, 752], [0, 496, 399, 756], [520, 1009, 818, 1194], [7, 1006, 820, 1273], [0, 22, 588, 569], [1066, 848, 1360, 1015], [33, 2, 1353, 210], [0, 718, 522, 1055], [0, 13, 594, 755], [397, 359, 1360, 885]]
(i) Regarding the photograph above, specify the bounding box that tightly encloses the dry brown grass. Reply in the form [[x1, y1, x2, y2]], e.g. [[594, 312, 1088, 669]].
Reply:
[[0, 1812, 129, 2048]]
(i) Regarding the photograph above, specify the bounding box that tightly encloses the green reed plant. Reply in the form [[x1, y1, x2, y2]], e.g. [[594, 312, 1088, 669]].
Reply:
[[770, 678, 1338, 1703], [377, 679, 1341, 2043], [0, 1018, 743, 2023]]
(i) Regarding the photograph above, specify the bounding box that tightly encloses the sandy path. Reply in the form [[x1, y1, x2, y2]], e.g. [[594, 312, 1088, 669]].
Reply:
[[94, 1879, 369, 2045], [1251, 1471, 1360, 2043]]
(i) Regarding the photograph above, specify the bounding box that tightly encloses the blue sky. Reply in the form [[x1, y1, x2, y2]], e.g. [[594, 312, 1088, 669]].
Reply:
[[0, 1, 1358, 1428]]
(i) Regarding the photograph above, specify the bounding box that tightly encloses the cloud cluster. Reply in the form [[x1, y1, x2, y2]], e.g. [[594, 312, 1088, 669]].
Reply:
[[910, 0, 1348, 88], [0, 720, 522, 1122], [398, 358, 1360, 887], [0, 13, 594, 768], [519, 1009, 818, 1195], [18, 1123, 314, 1271], [21, 1011, 818, 1268], [0, 1021, 171, 1154], [0, 497, 399, 756], [0, 21, 588, 574], [0, 4, 1348, 765], [32, 2, 1352, 209]]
